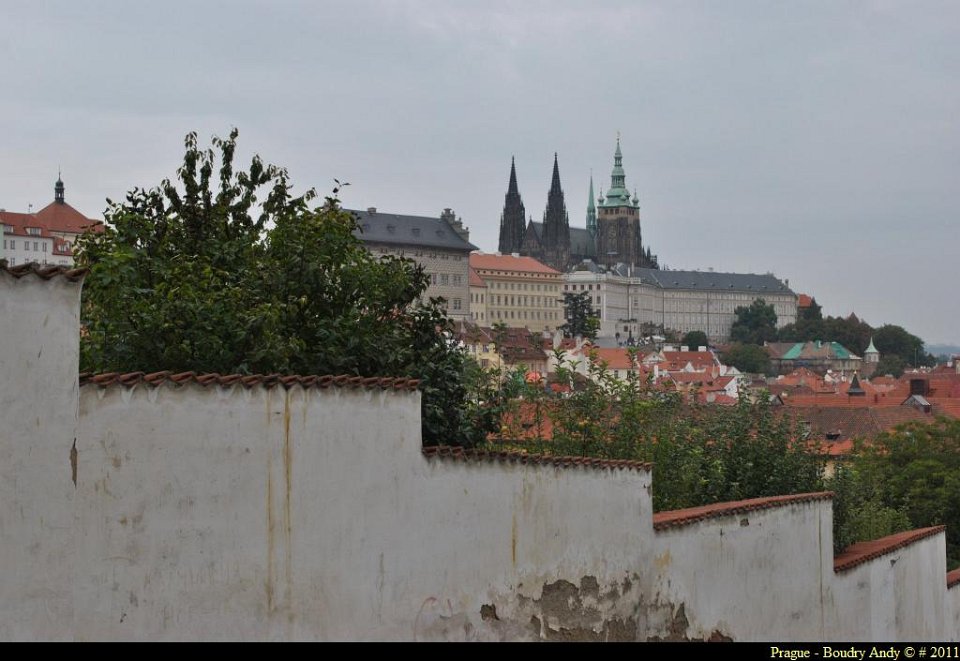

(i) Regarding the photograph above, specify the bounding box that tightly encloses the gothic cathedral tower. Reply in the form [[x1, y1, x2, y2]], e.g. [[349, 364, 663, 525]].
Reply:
[[596, 137, 655, 269], [498, 157, 526, 254], [540, 153, 570, 271]]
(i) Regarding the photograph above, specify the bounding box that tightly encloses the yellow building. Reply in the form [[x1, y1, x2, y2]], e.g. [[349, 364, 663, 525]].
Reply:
[[469, 253, 562, 333]]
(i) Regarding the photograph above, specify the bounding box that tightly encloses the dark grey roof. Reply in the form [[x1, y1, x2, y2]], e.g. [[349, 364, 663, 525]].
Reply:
[[633, 267, 794, 294], [573, 261, 794, 294], [529, 222, 596, 257], [349, 209, 477, 252]]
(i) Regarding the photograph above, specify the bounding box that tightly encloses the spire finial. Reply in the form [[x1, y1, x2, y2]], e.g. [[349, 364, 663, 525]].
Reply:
[[54, 170, 65, 204]]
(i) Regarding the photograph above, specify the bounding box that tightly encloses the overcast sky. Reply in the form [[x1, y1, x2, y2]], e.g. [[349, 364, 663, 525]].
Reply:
[[2, 1, 957, 344]]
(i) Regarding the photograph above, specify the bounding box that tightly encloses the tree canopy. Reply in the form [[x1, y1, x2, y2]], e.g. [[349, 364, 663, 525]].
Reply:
[[559, 291, 600, 340], [729, 298, 778, 345], [721, 342, 771, 375], [76, 129, 469, 446], [681, 330, 709, 350]]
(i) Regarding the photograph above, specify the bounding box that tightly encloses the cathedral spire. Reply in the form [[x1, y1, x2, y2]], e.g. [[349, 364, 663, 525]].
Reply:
[[541, 153, 570, 270], [601, 134, 634, 209], [586, 173, 597, 240], [498, 156, 526, 254]]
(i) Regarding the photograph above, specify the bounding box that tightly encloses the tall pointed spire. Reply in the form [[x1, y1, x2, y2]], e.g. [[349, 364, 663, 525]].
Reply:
[[586, 173, 597, 240], [541, 153, 570, 270], [602, 135, 631, 208], [498, 156, 526, 254]]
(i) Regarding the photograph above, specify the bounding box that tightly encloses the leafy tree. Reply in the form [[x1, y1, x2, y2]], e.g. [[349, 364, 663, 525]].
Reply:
[[871, 354, 908, 378], [76, 129, 470, 446], [721, 342, 771, 374], [490, 351, 823, 512], [730, 298, 778, 345], [799, 296, 823, 322], [854, 418, 960, 566], [559, 291, 600, 340], [681, 330, 709, 350], [828, 465, 911, 553], [874, 324, 934, 367]]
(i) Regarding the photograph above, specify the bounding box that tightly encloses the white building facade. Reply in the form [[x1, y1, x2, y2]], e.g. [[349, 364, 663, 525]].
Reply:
[[564, 266, 798, 344]]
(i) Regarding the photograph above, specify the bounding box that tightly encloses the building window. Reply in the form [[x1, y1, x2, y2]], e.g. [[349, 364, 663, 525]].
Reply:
[[452, 298, 462, 311], [33, 241, 39, 251], [440, 274, 449, 285], [42, 242, 47, 253]]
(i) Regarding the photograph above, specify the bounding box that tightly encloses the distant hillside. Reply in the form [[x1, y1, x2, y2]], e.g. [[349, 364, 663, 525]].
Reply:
[[928, 344, 960, 358]]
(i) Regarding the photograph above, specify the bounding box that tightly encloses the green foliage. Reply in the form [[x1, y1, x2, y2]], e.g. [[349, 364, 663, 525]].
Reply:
[[874, 324, 934, 367], [730, 298, 778, 345], [827, 465, 911, 553], [559, 291, 600, 340], [799, 297, 823, 322], [76, 129, 470, 447], [853, 418, 960, 566], [681, 330, 709, 350], [871, 354, 908, 378], [721, 342, 771, 375], [488, 351, 824, 512]]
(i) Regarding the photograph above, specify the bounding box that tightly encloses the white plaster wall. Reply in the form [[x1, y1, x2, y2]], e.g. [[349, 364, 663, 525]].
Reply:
[[0, 273, 81, 640], [650, 501, 834, 641], [948, 585, 960, 636], [73, 381, 654, 641], [828, 533, 951, 641]]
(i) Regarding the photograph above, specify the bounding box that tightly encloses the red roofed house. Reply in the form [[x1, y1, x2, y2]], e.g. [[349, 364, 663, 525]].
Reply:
[[1, 177, 103, 267], [469, 252, 563, 333]]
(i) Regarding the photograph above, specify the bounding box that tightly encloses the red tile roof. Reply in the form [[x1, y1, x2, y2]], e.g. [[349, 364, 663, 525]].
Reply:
[[798, 294, 813, 308], [2, 211, 77, 256], [79, 371, 420, 391], [1, 263, 87, 281], [652, 492, 834, 531], [32, 201, 103, 234], [422, 445, 652, 473], [469, 252, 560, 275], [834, 526, 945, 572], [589, 347, 641, 370], [947, 568, 960, 589], [468, 267, 486, 288]]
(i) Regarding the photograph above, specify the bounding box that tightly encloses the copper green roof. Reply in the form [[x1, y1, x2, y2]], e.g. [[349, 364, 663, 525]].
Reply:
[[865, 337, 879, 354]]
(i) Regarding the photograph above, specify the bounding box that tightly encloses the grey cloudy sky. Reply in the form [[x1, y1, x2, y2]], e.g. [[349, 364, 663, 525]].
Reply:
[[2, 1, 957, 343]]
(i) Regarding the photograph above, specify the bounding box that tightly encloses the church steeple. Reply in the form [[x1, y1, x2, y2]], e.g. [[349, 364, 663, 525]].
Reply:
[[586, 173, 597, 240], [498, 157, 526, 254], [541, 153, 570, 270], [601, 134, 635, 209], [54, 172, 65, 205]]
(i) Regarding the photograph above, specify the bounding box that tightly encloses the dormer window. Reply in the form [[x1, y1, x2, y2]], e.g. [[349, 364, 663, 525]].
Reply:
[[27, 227, 42, 236], [387, 225, 396, 234], [412, 228, 421, 236]]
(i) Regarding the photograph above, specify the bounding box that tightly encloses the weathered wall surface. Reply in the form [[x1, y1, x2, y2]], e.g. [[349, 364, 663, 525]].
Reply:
[[1, 269, 958, 641], [829, 531, 949, 641], [650, 498, 834, 641], [0, 272, 81, 641]]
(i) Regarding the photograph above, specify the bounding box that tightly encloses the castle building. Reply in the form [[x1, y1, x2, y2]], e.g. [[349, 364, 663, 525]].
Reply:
[[499, 138, 657, 272], [351, 207, 477, 320]]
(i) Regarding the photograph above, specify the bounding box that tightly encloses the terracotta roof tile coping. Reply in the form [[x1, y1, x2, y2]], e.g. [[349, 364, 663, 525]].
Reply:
[[79, 371, 420, 391], [947, 568, 960, 589], [834, 526, 945, 573], [1, 263, 87, 281], [422, 446, 652, 473], [653, 492, 834, 531]]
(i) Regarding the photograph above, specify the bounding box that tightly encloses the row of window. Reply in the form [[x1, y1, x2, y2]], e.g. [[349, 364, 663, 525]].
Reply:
[[490, 309, 558, 321], [429, 273, 464, 287], [3, 239, 48, 252], [489, 280, 557, 292], [489, 294, 558, 308], [2, 257, 70, 266], [375, 246, 463, 261]]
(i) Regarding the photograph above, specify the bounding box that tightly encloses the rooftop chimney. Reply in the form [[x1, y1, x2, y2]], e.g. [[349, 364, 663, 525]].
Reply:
[[367, 207, 377, 214]]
